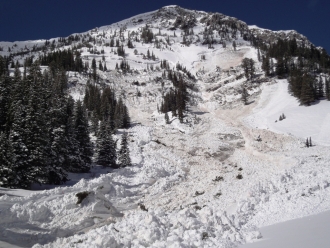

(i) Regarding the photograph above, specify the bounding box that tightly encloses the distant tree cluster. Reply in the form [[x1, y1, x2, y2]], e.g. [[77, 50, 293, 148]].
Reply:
[[84, 83, 130, 131], [141, 25, 154, 43], [115, 60, 130, 72], [84, 83, 131, 169], [160, 60, 170, 70], [257, 38, 330, 79], [160, 70, 188, 123], [40, 49, 85, 72], [289, 70, 330, 105], [241, 58, 255, 80]]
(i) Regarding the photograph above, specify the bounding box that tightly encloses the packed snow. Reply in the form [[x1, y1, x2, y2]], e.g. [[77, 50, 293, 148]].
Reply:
[[1, 5, 330, 248]]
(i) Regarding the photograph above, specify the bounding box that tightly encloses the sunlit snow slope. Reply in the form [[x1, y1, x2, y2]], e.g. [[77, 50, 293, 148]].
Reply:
[[1, 5, 330, 248]]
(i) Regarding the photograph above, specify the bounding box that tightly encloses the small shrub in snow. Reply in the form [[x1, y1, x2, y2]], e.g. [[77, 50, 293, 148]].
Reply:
[[212, 176, 224, 182], [279, 113, 286, 121], [236, 174, 243, 180]]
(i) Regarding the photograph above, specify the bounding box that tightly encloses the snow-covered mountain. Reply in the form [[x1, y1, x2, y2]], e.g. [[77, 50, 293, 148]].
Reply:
[[1, 5, 330, 248]]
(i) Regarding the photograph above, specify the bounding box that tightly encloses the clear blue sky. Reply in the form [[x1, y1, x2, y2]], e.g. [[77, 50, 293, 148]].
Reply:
[[0, 0, 329, 52]]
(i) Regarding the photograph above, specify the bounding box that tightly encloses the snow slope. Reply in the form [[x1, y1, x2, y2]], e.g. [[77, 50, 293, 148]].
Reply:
[[245, 79, 330, 146], [1, 5, 330, 248], [241, 210, 330, 248]]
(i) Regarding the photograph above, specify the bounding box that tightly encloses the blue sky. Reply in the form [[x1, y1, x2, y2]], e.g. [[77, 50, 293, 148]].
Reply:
[[0, 0, 329, 52]]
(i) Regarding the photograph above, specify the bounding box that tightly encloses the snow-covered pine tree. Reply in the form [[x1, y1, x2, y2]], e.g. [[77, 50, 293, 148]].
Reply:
[[96, 120, 117, 168], [63, 96, 86, 173], [74, 100, 93, 171], [0, 75, 11, 133], [118, 132, 131, 167], [0, 132, 15, 187]]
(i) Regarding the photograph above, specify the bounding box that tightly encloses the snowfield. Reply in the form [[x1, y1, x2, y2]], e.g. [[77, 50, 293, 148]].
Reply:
[[1, 5, 330, 248], [2, 75, 330, 247]]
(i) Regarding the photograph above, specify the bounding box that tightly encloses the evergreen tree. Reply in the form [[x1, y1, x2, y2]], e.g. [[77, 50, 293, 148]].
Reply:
[[118, 132, 131, 167], [96, 120, 117, 168], [316, 75, 324, 99], [165, 112, 170, 124], [325, 77, 330, 100], [299, 73, 315, 105], [241, 58, 255, 80], [0, 132, 15, 187], [232, 41, 236, 51], [99, 61, 103, 71], [276, 56, 286, 78], [74, 100, 93, 171], [241, 86, 249, 105], [63, 96, 86, 173], [0, 75, 11, 133], [261, 55, 270, 76]]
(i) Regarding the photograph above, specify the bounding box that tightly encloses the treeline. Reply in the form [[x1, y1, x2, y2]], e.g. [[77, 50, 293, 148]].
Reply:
[[141, 25, 154, 43], [83, 83, 131, 170], [84, 83, 130, 132], [39, 49, 85, 72], [0, 56, 132, 188], [253, 35, 330, 105], [257, 38, 330, 78], [160, 70, 188, 123], [289, 70, 330, 105], [0, 60, 92, 188]]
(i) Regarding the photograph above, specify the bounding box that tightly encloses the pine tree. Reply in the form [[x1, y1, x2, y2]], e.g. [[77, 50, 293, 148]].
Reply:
[[165, 112, 170, 124], [299, 73, 315, 106], [74, 100, 93, 171], [96, 120, 117, 168], [0, 132, 15, 187], [232, 41, 236, 51], [63, 96, 86, 173], [241, 86, 248, 105], [325, 77, 330, 100], [118, 132, 131, 167], [241, 58, 255, 80], [262, 55, 270, 76], [316, 75, 324, 99], [99, 61, 103, 71], [0, 75, 11, 133]]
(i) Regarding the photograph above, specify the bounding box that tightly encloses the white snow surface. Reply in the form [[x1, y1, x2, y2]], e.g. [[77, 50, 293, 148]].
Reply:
[[245, 79, 330, 146], [1, 6, 330, 248], [241, 210, 330, 248]]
